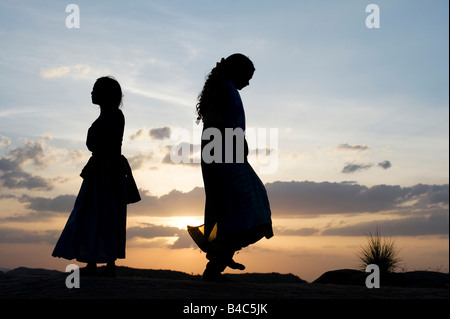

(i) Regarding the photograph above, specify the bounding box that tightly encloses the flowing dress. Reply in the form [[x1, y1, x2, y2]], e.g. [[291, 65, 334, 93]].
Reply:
[[52, 108, 140, 263], [190, 78, 273, 253]]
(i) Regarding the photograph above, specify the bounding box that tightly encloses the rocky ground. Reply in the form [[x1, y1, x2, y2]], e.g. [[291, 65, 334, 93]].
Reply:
[[0, 267, 447, 316]]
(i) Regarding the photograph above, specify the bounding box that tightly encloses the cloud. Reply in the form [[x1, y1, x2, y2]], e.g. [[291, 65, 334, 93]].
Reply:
[[10, 180, 446, 221], [0, 211, 58, 223], [341, 160, 392, 173], [0, 136, 11, 147], [336, 143, 370, 152], [0, 137, 54, 190], [1, 178, 447, 238], [322, 211, 449, 236], [130, 187, 204, 217], [149, 127, 172, 140], [40, 64, 110, 80], [341, 161, 392, 173], [341, 163, 373, 174], [170, 231, 195, 249], [161, 142, 201, 165], [273, 227, 320, 236], [0, 193, 75, 223], [40, 66, 71, 78], [264, 181, 448, 217], [126, 182, 450, 239], [124, 85, 193, 108], [0, 226, 59, 244], [378, 160, 392, 169], [127, 223, 194, 249], [126, 152, 155, 170], [336, 144, 391, 173], [0, 192, 79, 223], [0, 168, 52, 190], [130, 127, 174, 141], [130, 128, 146, 141], [0, 135, 85, 191], [17, 194, 75, 213], [6, 136, 49, 168]]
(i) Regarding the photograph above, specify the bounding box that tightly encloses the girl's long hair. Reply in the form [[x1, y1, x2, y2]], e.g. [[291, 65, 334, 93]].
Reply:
[[196, 54, 254, 123]]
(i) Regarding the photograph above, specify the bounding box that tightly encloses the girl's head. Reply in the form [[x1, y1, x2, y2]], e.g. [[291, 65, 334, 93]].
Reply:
[[91, 76, 123, 109], [196, 53, 255, 122], [223, 53, 255, 90]]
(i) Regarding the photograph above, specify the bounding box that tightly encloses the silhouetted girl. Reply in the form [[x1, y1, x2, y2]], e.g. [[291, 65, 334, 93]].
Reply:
[[52, 76, 140, 277], [189, 54, 273, 281]]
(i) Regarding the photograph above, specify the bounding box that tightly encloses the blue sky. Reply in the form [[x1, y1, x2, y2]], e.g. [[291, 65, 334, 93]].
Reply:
[[0, 1, 448, 279], [1, 1, 448, 188]]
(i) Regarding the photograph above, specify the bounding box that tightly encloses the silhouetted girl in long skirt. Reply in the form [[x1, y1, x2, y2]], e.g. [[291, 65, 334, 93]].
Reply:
[[52, 76, 140, 277], [189, 54, 273, 281]]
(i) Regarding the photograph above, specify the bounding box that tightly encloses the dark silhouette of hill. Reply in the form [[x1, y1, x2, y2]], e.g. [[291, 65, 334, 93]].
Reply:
[[116, 266, 306, 284], [6, 267, 62, 277], [0, 266, 448, 300], [313, 269, 449, 288]]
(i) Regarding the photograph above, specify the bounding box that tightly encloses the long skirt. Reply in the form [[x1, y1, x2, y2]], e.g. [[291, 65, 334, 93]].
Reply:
[[199, 160, 273, 252], [52, 174, 127, 263]]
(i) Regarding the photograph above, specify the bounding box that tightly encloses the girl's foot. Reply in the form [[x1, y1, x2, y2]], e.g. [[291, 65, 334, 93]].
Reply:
[[227, 259, 245, 270], [202, 267, 233, 282], [80, 263, 97, 276]]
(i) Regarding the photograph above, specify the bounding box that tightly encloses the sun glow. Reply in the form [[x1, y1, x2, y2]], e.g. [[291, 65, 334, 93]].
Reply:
[[128, 216, 204, 229]]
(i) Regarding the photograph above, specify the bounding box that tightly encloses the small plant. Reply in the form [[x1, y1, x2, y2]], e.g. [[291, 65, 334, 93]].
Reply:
[[357, 228, 402, 273]]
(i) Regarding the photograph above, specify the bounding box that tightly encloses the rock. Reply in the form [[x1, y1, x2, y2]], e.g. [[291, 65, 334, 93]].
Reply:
[[313, 269, 367, 286], [226, 272, 307, 284], [5, 267, 62, 277], [402, 271, 449, 288], [312, 269, 449, 288]]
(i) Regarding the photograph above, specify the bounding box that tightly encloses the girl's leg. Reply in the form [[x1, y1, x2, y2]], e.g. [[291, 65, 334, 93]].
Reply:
[[202, 240, 244, 281], [80, 262, 97, 276], [100, 260, 116, 277]]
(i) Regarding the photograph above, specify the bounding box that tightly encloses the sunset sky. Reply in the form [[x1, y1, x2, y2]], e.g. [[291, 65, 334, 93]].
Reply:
[[0, 0, 448, 282]]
